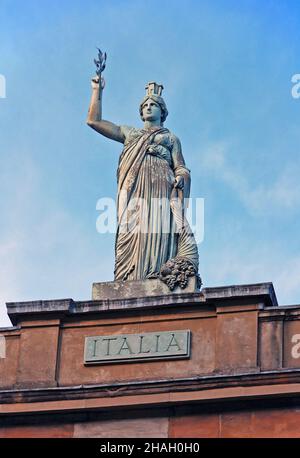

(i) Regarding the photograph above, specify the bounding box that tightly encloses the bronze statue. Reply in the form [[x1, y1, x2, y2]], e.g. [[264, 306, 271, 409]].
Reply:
[[87, 49, 200, 290]]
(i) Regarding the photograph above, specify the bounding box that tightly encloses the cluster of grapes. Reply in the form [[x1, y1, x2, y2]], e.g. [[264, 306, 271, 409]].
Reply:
[[177, 259, 196, 289], [160, 257, 196, 291], [178, 273, 188, 289], [165, 274, 177, 291]]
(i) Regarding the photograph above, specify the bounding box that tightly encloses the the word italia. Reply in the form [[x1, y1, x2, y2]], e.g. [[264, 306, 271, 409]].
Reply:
[[84, 330, 190, 364]]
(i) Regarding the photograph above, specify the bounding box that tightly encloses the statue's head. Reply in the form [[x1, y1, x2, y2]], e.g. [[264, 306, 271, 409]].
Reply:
[[139, 82, 168, 125]]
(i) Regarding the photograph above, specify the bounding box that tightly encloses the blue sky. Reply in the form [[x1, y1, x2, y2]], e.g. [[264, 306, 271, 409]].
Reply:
[[0, 0, 300, 326]]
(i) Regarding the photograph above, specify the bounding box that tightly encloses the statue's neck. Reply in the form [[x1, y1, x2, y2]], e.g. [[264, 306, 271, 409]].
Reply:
[[143, 120, 161, 130]]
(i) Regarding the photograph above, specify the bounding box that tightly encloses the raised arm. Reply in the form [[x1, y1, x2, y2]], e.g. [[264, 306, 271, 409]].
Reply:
[[86, 77, 125, 144]]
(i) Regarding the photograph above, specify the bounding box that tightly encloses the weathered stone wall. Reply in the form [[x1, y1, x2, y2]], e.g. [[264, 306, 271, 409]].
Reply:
[[1, 406, 300, 438], [1, 283, 300, 437]]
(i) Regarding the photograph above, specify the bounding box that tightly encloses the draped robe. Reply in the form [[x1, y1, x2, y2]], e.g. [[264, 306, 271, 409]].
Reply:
[[114, 125, 198, 281]]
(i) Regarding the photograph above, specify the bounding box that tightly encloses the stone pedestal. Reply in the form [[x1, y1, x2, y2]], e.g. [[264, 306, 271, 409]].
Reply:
[[1, 281, 300, 438], [92, 276, 199, 300]]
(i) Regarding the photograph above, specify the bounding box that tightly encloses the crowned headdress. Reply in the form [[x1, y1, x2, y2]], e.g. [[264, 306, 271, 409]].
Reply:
[[145, 82, 164, 97], [139, 81, 168, 124]]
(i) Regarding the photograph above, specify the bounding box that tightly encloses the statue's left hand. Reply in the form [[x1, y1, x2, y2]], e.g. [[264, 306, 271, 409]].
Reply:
[[147, 145, 158, 155], [174, 176, 184, 189]]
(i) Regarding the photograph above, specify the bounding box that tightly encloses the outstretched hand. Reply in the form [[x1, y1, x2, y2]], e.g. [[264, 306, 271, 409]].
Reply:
[[91, 76, 105, 90]]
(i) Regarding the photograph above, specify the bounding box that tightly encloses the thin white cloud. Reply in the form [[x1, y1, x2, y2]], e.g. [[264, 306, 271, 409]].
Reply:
[[200, 141, 300, 215], [0, 154, 115, 327], [0, 209, 115, 327], [203, 245, 300, 306]]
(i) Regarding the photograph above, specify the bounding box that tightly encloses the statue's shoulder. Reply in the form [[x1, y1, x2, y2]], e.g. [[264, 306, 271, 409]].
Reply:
[[167, 131, 181, 147], [120, 125, 141, 137], [120, 125, 142, 140]]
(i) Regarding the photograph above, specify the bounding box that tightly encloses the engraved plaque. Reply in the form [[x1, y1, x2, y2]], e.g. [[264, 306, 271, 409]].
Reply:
[[84, 330, 191, 364]]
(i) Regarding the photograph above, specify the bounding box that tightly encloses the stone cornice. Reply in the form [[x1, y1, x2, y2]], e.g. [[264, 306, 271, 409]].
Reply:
[[1, 368, 300, 410], [5, 282, 278, 326]]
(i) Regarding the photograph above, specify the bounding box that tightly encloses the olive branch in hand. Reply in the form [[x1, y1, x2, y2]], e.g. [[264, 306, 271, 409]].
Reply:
[[94, 47, 107, 77]]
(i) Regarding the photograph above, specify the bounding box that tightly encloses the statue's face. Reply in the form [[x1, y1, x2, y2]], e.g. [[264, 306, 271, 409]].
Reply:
[[142, 99, 161, 122]]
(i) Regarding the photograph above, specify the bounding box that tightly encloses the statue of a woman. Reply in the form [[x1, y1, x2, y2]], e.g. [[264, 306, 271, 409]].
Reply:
[[87, 75, 199, 290]]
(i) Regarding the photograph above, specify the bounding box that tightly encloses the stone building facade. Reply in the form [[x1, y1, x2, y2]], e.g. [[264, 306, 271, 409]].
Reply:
[[1, 282, 300, 438]]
